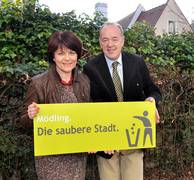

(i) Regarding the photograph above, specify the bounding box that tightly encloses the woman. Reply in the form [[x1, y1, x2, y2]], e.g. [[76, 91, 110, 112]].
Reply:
[[20, 31, 90, 180]]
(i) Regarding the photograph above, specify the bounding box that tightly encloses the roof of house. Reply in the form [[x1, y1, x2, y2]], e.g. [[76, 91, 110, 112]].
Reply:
[[117, 12, 135, 30], [137, 4, 166, 27], [118, 3, 167, 29], [118, 0, 193, 33]]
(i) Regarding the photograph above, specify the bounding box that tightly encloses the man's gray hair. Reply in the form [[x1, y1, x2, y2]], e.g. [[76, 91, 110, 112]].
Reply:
[[99, 22, 124, 36]]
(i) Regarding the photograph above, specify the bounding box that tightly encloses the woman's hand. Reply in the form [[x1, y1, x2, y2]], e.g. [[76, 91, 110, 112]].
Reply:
[[27, 102, 40, 119], [88, 151, 97, 154]]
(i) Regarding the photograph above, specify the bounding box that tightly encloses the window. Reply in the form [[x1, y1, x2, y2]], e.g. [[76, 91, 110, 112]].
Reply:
[[168, 21, 176, 34]]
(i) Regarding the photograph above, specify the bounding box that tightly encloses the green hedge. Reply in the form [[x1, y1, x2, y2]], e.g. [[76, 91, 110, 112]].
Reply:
[[0, 0, 194, 179]]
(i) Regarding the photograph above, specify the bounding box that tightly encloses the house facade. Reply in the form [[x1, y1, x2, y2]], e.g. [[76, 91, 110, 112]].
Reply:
[[118, 0, 193, 35]]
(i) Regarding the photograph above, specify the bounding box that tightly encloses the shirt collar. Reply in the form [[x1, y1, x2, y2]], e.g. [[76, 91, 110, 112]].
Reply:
[[104, 54, 122, 69]]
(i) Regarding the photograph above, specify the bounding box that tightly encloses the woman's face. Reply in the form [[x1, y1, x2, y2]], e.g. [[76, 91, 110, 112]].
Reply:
[[54, 46, 78, 75]]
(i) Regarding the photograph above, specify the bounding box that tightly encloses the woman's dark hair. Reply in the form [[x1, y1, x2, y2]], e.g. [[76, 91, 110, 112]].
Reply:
[[47, 31, 82, 63]]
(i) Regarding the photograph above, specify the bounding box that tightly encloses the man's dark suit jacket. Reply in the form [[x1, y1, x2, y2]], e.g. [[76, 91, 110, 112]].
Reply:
[[84, 52, 161, 104], [83, 52, 161, 158]]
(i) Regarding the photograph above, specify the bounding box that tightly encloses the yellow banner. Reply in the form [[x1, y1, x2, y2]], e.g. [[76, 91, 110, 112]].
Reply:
[[34, 102, 156, 156]]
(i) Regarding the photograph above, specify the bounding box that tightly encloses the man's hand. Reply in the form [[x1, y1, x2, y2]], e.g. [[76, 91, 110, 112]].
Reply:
[[145, 97, 160, 124], [155, 108, 160, 124], [104, 150, 115, 155]]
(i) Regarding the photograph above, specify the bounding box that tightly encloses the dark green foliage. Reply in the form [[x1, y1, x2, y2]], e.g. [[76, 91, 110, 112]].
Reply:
[[0, 0, 194, 179], [144, 66, 194, 178], [0, 0, 105, 78], [124, 22, 156, 56], [124, 22, 194, 72], [0, 125, 35, 179], [0, 0, 105, 179]]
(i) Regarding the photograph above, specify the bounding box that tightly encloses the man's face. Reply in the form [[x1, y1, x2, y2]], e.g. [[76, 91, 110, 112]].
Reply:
[[99, 25, 124, 60]]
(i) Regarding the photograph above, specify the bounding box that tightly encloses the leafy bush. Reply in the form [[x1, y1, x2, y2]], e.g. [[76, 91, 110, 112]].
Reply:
[[144, 65, 194, 178], [0, 0, 105, 179], [0, 0, 194, 179], [124, 22, 194, 72]]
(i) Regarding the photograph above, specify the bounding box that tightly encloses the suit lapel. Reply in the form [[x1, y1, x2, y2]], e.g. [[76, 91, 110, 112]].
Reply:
[[122, 53, 131, 99], [97, 54, 117, 100]]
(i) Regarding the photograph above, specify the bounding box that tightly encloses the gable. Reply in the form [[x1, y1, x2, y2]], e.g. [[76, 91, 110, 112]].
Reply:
[[118, 0, 193, 35], [155, 0, 193, 34], [118, 4, 145, 30], [137, 4, 166, 27], [118, 12, 135, 30]]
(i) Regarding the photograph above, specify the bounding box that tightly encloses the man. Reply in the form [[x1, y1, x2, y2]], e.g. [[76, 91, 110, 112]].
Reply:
[[84, 22, 161, 180]]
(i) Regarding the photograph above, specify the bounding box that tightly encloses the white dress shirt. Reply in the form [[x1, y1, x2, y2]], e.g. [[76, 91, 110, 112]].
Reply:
[[104, 54, 124, 89]]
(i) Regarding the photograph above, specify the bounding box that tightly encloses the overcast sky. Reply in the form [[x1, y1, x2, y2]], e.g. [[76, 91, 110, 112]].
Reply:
[[39, 0, 194, 23]]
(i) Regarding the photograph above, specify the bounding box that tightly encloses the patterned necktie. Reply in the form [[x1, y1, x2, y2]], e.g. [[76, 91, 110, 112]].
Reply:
[[112, 61, 123, 102]]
